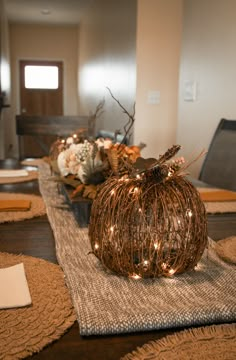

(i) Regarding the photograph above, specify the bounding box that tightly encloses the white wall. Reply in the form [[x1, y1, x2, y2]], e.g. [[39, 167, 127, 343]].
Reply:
[[78, 0, 137, 137], [135, 0, 183, 158], [178, 0, 236, 177]]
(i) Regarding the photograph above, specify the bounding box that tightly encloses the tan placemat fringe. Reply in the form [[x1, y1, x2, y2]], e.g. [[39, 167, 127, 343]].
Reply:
[[122, 323, 236, 360]]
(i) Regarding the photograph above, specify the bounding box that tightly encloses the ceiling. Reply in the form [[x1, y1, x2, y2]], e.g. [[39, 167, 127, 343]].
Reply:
[[5, 0, 94, 25]]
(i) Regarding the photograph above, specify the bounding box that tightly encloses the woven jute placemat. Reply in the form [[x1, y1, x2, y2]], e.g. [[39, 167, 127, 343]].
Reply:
[[0, 252, 76, 360], [198, 187, 236, 213], [0, 170, 38, 184], [0, 193, 46, 223], [122, 323, 236, 360], [215, 236, 236, 265], [20, 158, 48, 168]]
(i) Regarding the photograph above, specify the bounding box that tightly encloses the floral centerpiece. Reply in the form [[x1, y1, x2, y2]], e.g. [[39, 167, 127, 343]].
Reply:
[[49, 89, 144, 199], [55, 137, 142, 199]]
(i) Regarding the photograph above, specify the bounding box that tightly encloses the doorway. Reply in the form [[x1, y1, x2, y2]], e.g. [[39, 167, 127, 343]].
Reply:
[[19, 60, 63, 158]]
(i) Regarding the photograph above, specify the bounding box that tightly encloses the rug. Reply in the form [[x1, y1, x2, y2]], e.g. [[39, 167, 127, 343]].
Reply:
[[0, 193, 46, 223], [121, 323, 236, 360], [0, 170, 38, 184], [38, 162, 236, 336], [0, 252, 76, 360]]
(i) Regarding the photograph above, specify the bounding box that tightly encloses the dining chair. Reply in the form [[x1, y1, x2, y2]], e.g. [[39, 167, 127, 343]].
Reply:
[[16, 115, 96, 159], [199, 118, 236, 191]]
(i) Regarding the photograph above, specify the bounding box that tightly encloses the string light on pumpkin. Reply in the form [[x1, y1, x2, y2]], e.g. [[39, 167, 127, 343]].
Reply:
[[130, 273, 142, 280], [168, 268, 175, 276], [153, 242, 159, 250], [186, 209, 193, 217], [161, 263, 167, 270]]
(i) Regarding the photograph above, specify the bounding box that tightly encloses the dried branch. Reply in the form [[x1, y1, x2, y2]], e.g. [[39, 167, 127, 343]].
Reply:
[[89, 99, 105, 137], [106, 87, 135, 145], [93, 98, 105, 118]]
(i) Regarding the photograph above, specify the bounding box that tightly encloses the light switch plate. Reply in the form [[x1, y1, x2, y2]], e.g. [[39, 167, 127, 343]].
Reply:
[[184, 80, 197, 101], [147, 90, 160, 104]]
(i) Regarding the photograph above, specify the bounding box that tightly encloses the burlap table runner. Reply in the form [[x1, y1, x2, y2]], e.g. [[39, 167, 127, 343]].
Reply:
[[0, 252, 76, 360], [0, 193, 46, 223], [122, 323, 236, 360], [38, 162, 236, 336]]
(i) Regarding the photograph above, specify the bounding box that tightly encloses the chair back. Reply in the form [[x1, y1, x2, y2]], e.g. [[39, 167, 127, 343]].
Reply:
[[199, 118, 236, 191], [16, 115, 95, 159]]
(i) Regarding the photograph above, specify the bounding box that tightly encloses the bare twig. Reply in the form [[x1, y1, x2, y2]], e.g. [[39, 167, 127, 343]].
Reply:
[[106, 87, 135, 145]]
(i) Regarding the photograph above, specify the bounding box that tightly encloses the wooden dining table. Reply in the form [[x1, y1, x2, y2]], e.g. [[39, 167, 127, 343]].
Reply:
[[0, 158, 236, 360]]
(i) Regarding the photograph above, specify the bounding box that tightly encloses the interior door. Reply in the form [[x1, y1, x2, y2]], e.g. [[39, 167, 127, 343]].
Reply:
[[19, 60, 63, 158]]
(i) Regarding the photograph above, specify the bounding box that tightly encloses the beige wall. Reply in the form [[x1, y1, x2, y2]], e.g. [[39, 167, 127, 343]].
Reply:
[[178, 0, 236, 177], [134, 0, 183, 158], [78, 0, 137, 136], [9, 24, 79, 158], [0, 0, 12, 159]]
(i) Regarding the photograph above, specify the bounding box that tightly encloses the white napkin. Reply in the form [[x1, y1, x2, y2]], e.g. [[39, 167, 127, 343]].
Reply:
[[0, 169, 29, 178], [0, 263, 32, 309]]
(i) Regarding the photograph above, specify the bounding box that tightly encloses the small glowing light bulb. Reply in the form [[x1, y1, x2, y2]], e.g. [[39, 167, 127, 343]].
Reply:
[[134, 187, 139, 193], [110, 226, 114, 232], [138, 208, 142, 212], [187, 209, 193, 217], [73, 133, 77, 138], [154, 242, 158, 250], [131, 274, 142, 280], [61, 139, 65, 143], [94, 243, 99, 250], [168, 269, 175, 275], [143, 260, 149, 266], [136, 174, 141, 179]]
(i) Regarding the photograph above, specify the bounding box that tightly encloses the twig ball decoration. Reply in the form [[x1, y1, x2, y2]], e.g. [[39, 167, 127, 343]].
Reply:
[[89, 163, 208, 278]]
